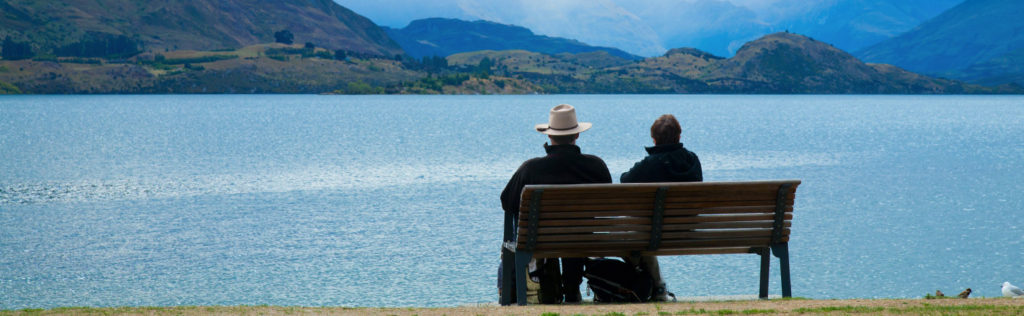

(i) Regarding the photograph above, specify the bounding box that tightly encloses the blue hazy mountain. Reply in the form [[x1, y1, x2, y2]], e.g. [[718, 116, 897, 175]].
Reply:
[[855, 0, 1024, 85], [619, 0, 964, 57], [338, 0, 962, 57], [383, 18, 641, 60]]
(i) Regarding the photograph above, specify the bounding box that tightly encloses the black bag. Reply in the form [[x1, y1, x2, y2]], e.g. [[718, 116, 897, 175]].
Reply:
[[584, 258, 654, 303], [532, 258, 564, 304], [498, 257, 563, 304]]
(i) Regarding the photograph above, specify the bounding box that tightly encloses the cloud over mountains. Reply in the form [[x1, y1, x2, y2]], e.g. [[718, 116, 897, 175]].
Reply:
[[334, 0, 962, 57]]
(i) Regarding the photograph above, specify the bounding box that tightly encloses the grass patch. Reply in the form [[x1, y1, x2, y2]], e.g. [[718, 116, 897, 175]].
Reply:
[[793, 305, 886, 313], [0, 81, 22, 94], [896, 304, 1024, 314], [160, 54, 237, 65]]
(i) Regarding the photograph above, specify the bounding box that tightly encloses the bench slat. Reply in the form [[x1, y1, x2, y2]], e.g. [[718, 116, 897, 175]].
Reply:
[[530, 237, 774, 251], [644, 247, 760, 256], [521, 181, 798, 195], [535, 232, 651, 242], [530, 228, 788, 243], [522, 217, 652, 227], [664, 206, 792, 216], [521, 221, 791, 235], [663, 220, 790, 230], [521, 199, 792, 212], [524, 191, 795, 206], [520, 214, 791, 233], [529, 247, 763, 258], [663, 213, 792, 224], [532, 206, 794, 219], [525, 225, 651, 235]]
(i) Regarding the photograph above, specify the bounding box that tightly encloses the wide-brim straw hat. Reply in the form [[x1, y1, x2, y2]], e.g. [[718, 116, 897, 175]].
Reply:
[[535, 104, 592, 135]]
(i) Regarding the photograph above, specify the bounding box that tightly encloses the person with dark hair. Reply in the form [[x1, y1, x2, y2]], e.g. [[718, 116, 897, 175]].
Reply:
[[620, 114, 703, 301], [501, 104, 612, 303]]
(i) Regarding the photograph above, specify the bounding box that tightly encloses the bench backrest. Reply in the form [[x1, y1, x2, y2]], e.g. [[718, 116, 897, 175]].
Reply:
[[514, 180, 800, 258]]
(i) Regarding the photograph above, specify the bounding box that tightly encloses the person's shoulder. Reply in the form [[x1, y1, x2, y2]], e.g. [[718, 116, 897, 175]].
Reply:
[[580, 153, 609, 165], [518, 156, 546, 168]]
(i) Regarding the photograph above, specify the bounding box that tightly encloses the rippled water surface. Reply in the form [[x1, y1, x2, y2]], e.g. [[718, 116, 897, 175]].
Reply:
[[1, 95, 1022, 308]]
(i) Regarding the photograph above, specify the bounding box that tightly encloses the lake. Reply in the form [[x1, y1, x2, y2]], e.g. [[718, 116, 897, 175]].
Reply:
[[1, 94, 1022, 309]]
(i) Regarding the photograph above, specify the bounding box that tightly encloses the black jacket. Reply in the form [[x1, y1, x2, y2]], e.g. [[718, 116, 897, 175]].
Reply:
[[501, 144, 612, 214], [620, 143, 702, 183]]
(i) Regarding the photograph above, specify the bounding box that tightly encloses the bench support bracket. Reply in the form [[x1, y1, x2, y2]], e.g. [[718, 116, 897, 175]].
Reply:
[[758, 248, 770, 299], [514, 251, 533, 306], [772, 243, 792, 298], [648, 187, 668, 251]]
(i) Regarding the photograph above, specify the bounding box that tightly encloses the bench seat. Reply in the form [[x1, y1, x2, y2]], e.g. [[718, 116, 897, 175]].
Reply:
[[499, 180, 800, 306]]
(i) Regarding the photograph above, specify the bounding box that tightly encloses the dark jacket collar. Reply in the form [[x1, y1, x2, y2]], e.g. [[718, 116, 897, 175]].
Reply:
[[544, 143, 582, 155], [645, 142, 683, 154]]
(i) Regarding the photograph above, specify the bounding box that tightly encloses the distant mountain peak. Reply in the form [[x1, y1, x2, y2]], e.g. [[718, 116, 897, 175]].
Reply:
[[704, 32, 974, 93], [664, 47, 723, 60], [384, 17, 640, 60]]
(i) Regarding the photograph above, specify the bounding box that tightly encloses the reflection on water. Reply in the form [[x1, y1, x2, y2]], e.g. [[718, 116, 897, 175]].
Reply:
[[2, 151, 839, 204]]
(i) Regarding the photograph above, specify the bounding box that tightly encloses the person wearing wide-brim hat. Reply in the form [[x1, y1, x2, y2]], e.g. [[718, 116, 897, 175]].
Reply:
[[499, 104, 611, 304]]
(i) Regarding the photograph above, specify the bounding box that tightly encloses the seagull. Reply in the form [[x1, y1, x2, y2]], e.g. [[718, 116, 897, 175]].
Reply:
[[957, 288, 971, 298], [1003, 282, 1024, 297]]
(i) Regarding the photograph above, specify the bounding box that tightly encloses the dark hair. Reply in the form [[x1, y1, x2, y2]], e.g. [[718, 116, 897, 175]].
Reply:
[[549, 134, 578, 145], [650, 114, 681, 145]]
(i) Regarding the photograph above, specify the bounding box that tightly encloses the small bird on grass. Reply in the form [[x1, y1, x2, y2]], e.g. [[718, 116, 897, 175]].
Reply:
[[957, 288, 971, 298], [1002, 282, 1024, 297], [935, 290, 944, 297]]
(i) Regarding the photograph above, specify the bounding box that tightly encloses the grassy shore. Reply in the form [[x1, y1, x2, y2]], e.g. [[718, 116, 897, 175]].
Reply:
[[4, 298, 1024, 316]]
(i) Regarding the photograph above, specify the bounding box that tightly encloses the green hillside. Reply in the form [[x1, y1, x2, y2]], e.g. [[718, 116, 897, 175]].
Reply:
[[0, 0, 403, 57], [444, 33, 1013, 94]]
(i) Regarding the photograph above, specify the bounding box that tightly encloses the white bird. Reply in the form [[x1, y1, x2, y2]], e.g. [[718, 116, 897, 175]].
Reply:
[[1002, 282, 1024, 297]]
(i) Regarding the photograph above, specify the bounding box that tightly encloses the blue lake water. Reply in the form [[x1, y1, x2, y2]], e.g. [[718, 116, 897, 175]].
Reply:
[[1, 94, 1022, 309]]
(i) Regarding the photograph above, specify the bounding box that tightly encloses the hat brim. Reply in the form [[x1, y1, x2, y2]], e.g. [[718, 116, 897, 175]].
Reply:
[[535, 122, 592, 135]]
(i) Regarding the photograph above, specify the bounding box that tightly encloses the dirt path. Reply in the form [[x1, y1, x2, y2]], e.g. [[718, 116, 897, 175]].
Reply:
[[9, 298, 1024, 315]]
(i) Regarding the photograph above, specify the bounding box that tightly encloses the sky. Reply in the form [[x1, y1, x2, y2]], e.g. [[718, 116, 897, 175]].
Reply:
[[334, 0, 963, 57]]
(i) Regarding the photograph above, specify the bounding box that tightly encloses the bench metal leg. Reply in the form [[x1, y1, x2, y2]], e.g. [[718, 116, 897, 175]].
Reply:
[[772, 243, 792, 298], [758, 248, 769, 299], [514, 251, 533, 306], [500, 248, 514, 306]]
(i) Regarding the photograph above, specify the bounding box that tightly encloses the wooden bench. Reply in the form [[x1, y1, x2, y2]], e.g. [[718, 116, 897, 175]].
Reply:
[[499, 180, 801, 306]]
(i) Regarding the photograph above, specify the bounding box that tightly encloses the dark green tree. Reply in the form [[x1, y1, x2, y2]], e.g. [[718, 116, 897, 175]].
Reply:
[[274, 30, 294, 45], [2, 36, 33, 60], [476, 57, 494, 75], [54, 34, 140, 58]]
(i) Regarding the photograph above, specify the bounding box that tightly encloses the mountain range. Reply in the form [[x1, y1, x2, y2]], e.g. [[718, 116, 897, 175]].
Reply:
[[383, 18, 640, 60], [0, 0, 1019, 94], [439, 32, 1001, 94], [337, 0, 964, 57], [856, 0, 1024, 86]]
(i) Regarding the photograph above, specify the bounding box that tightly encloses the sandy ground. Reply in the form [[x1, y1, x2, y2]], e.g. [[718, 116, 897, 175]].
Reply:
[[361, 298, 1024, 315], [8, 297, 1024, 315]]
